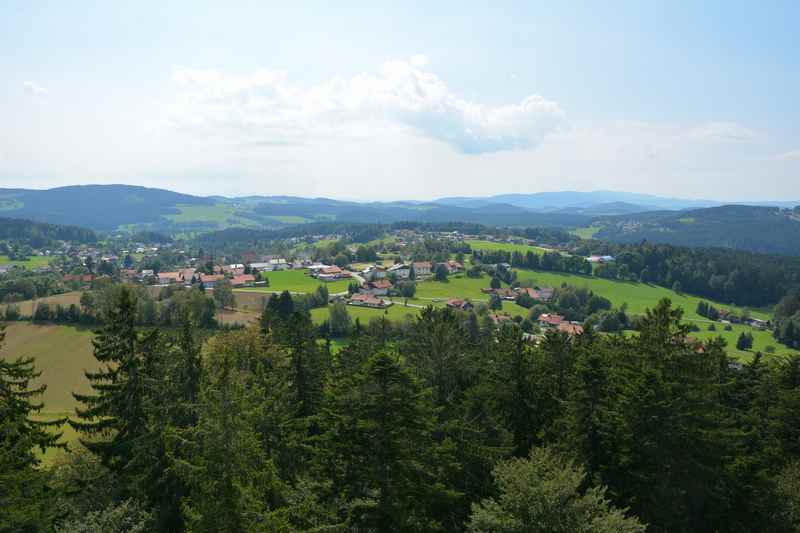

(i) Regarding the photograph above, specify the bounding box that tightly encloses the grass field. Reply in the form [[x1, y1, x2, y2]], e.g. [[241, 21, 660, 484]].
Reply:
[[692, 322, 795, 360], [310, 303, 420, 324], [0, 255, 53, 268], [165, 203, 259, 228], [264, 215, 311, 224], [416, 273, 496, 301], [0, 292, 82, 317], [466, 239, 550, 255], [0, 322, 97, 464], [571, 226, 601, 239], [236, 270, 352, 294], [511, 268, 770, 322]]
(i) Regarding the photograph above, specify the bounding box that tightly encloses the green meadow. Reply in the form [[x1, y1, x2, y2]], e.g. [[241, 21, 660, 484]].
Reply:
[[0, 254, 53, 268], [465, 239, 550, 255], [0, 322, 97, 465]]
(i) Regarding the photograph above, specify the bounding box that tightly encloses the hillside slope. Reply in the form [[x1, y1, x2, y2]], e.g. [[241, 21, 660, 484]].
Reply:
[[591, 205, 800, 256]]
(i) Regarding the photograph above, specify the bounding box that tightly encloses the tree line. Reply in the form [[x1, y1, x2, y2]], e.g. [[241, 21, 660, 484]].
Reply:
[[3, 287, 800, 531]]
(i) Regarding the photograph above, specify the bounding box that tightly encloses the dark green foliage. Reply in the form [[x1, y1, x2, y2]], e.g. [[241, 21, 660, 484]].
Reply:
[[0, 327, 65, 532], [467, 447, 646, 533]]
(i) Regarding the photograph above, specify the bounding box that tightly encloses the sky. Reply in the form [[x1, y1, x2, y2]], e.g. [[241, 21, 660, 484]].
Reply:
[[1, 0, 799, 201]]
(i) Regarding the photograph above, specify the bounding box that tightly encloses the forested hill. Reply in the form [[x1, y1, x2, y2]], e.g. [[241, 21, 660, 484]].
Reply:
[[0, 185, 213, 230], [0, 217, 96, 246], [591, 205, 800, 256]]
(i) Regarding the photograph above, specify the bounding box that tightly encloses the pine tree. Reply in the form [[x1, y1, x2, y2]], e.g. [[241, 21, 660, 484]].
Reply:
[[172, 350, 286, 533], [317, 349, 460, 531], [71, 286, 147, 471], [0, 326, 65, 532]]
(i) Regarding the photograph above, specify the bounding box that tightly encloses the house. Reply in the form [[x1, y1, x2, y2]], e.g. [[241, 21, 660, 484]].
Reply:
[[366, 279, 392, 296], [558, 322, 584, 336], [181, 268, 197, 283], [223, 264, 245, 276], [269, 258, 289, 271], [231, 274, 256, 287], [444, 260, 464, 274], [490, 313, 513, 326], [63, 274, 94, 284], [412, 261, 432, 278], [747, 318, 770, 330], [316, 266, 349, 281], [157, 271, 183, 285], [387, 263, 410, 279], [587, 255, 615, 263], [349, 293, 392, 309], [361, 265, 387, 282], [199, 274, 226, 288], [517, 287, 555, 302], [538, 313, 565, 328], [446, 298, 473, 311]]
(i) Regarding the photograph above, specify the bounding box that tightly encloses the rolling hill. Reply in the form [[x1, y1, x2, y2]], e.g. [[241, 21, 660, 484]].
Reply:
[[589, 205, 800, 256]]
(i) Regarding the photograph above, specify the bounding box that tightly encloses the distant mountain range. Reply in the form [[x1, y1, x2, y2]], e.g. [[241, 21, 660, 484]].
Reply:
[[437, 191, 800, 212], [1, 184, 798, 255]]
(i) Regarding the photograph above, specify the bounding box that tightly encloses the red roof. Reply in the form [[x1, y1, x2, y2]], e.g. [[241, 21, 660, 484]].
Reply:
[[350, 293, 387, 306], [320, 266, 343, 275], [370, 279, 392, 289], [558, 322, 584, 335], [231, 274, 256, 286], [199, 274, 225, 283], [538, 313, 565, 326]]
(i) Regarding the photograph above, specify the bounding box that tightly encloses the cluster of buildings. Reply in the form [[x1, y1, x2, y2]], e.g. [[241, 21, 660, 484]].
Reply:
[[537, 313, 585, 336], [481, 285, 555, 302]]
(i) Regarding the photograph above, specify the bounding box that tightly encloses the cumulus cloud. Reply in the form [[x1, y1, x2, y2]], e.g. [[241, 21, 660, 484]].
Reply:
[[777, 149, 800, 161], [23, 81, 48, 96], [170, 57, 564, 154], [687, 121, 756, 142]]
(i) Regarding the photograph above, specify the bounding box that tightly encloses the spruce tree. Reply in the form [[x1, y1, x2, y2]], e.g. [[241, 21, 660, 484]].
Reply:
[[0, 326, 65, 532]]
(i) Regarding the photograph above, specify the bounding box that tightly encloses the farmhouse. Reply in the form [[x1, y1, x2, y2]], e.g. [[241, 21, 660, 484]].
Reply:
[[231, 274, 256, 287], [387, 263, 410, 279], [365, 279, 392, 296], [157, 271, 183, 285], [199, 274, 225, 288], [412, 261, 432, 278], [587, 255, 615, 263], [362, 265, 387, 282], [490, 313, 513, 326], [538, 313, 565, 328], [442, 260, 464, 274], [316, 266, 349, 281], [349, 293, 392, 309], [446, 298, 473, 311], [558, 322, 585, 336], [517, 287, 555, 302]]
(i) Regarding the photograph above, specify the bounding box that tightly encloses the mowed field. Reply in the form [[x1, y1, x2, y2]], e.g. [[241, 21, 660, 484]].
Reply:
[[1, 322, 97, 464], [0, 254, 53, 268], [237, 270, 352, 294], [310, 302, 420, 324], [466, 239, 551, 255], [0, 291, 82, 316]]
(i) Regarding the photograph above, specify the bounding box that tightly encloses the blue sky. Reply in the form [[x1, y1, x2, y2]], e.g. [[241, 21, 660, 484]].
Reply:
[[2, 1, 799, 200]]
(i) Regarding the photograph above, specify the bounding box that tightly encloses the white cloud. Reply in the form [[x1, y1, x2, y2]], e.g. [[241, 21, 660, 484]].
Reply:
[[777, 149, 800, 160], [169, 57, 564, 154], [22, 81, 48, 96], [686, 121, 756, 142]]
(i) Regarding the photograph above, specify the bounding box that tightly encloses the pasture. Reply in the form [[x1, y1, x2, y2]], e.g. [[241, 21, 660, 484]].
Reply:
[[465, 239, 550, 255], [310, 302, 419, 324], [0, 291, 82, 317], [0, 254, 53, 268]]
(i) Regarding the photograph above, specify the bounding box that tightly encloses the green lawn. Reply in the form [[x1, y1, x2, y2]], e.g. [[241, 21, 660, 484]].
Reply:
[[0, 323, 97, 466], [265, 215, 311, 224], [0, 255, 52, 268], [235, 269, 352, 294], [165, 203, 259, 228], [571, 226, 601, 239], [466, 239, 550, 255], [311, 303, 420, 324], [692, 322, 797, 361], [512, 268, 770, 322], [416, 274, 496, 301]]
